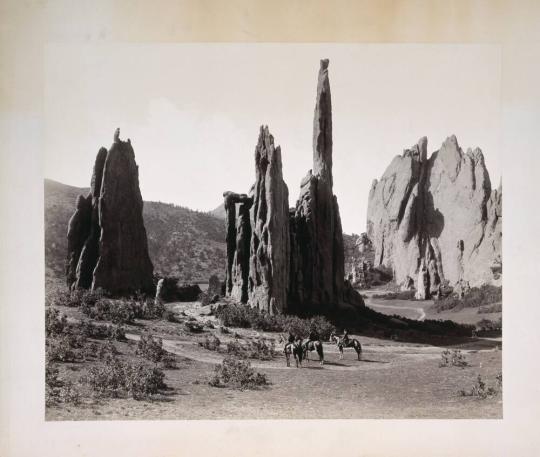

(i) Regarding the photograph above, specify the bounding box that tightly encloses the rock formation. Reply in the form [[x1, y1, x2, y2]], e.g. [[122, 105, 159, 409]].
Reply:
[[223, 191, 253, 303], [223, 127, 290, 314], [222, 59, 364, 315], [367, 135, 502, 297], [288, 59, 346, 313], [65, 194, 91, 288], [248, 126, 290, 314], [74, 146, 107, 289], [66, 130, 154, 295]]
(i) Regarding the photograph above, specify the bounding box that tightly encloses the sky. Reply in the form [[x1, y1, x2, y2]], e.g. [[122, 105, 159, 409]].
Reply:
[[44, 44, 501, 234]]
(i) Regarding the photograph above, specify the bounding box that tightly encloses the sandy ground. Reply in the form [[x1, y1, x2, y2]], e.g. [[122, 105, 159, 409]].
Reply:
[[46, 299, 503, 420]]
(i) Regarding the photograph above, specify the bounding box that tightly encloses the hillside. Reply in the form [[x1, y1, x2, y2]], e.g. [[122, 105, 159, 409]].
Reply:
[[45, 179, 362, 286], [45, 179, 227, 283]]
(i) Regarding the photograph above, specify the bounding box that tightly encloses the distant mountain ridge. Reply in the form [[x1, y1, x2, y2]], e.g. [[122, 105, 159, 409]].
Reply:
[[45, 179, 227, 283], [45, 179, 361, 286]]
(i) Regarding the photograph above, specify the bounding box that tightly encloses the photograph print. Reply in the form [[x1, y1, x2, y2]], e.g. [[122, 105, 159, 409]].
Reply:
[[44, 43, 502, 420]]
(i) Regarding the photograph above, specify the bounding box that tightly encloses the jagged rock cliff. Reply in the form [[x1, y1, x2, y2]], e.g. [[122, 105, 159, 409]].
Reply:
[[66, 130, 154, 295], [289, 59, 346, 312], [367, 135, 502, 294]]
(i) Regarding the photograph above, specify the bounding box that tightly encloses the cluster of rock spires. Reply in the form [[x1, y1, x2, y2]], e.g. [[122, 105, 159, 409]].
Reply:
[[367, 135, 502, 298], [224, 59, 364, 315], [66, 129, 154, 295]]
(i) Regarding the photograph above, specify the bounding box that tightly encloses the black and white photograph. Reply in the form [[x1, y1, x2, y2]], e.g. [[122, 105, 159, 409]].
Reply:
[[42, 43, 503, 420]]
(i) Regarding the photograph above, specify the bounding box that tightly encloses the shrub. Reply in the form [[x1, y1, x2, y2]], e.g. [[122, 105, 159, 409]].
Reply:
[[225, 339, 275, 360], [372, 290, 416, 300], [81, 295, 164, 325], [45, 308, 68, 337], [78, 320, 126, 341], [45, 357, 80, 406], [434, 285, 502, 313], [136, 334, 176, 368], [98, 340, 118, 362], [83, 357, 166, 400], [459, 374, 498, 399], [439, 349, 468, 368], [209, 356, 268, 389], [46, 331, 87, 362], [476, 318, 502, 332], [214, 304, 336, 340], [199, 335, 221, 351]]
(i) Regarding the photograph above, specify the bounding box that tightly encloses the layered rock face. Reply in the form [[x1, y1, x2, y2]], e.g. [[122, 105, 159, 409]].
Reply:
[[223, 191, 253, 304], [66, 194, 91, 288], [248, 127, 290, 314], [288, 59, 346, 312], [367, 135, 502, 294], [66, 130, 154, 295], [223, 127, 290, 314]]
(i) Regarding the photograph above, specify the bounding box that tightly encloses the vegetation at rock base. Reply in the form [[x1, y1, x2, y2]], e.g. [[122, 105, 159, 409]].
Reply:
[[215, 304, 336, 340], [433, 285, 502, 313]]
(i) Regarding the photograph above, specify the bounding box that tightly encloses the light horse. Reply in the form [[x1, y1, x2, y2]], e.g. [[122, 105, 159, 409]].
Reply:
[[330, 332, 362, 360], [284, 340, 304, 368], [301, 339, 324, 366]]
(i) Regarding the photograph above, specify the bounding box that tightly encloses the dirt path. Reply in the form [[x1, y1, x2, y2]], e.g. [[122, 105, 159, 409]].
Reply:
[[362, 290, 430, 321], [124, 332, 471, 373], [365, 301, 427, 320]]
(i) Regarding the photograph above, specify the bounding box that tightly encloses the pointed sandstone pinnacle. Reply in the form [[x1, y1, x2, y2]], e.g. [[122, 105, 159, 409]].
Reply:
[[67, 131, 154, 295], [248, 126, 290, 314], [288, 59, 360, 312], [312, 58, 333, 186]]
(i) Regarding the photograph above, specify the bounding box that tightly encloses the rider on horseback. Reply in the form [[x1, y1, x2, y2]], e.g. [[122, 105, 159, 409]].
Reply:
[[342, 329, 350, 347], [308, 329, 320, 344]]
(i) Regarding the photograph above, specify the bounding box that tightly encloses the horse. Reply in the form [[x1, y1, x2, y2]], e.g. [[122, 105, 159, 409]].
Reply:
[[330, 332, 362, 360], [284, 340, 304, 368], [301, 339, 324, 365]]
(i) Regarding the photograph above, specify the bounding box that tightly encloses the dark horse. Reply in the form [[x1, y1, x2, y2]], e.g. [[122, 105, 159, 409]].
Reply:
[[301, 339, 324, 365], [330, 333, 362, 360], [284, 340, 304, 368]]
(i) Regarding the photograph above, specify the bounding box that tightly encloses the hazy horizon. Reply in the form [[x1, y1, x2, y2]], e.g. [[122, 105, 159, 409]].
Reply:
[[44, 44, 502, 234]]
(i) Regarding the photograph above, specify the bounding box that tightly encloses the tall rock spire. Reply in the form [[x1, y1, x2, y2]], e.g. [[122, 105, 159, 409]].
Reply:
[[66, 131, 154, 295], [289, 59, 347, 312], [248, 126, 290, 314], [312, 58, 333, 186]]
